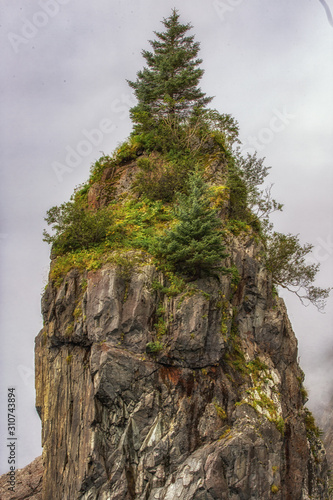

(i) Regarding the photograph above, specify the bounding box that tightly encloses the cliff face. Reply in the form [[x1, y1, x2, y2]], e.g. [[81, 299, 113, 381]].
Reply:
[[316, 394, 333, 468], [35, 226, 330, 499]]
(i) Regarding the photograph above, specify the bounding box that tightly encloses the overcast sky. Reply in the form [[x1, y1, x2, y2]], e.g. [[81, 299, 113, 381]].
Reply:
[[1, 0, 332, 473]]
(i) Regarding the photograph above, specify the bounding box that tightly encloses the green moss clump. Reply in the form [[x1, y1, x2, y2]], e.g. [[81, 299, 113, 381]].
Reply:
[[271, 484, 279, 494], [213, 400, 227, 420], [304, 408, 321, 438], [73, 305, 82, 320]]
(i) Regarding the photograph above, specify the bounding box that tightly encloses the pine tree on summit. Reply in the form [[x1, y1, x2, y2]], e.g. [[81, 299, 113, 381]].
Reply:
[[128, 9, 212, 133]]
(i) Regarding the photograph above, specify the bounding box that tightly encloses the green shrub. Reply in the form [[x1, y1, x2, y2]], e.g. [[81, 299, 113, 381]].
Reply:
[[227, 169, 248, 221], [89, 154, 115, 184], [265, 232, 331, 310], [50, 249, 103, 286], [275, 417, 285, 435], [134, 154, 188, 202], [146, 341, 164, 354], [304, 408, 321, 437], [43, 199, 113, 255]]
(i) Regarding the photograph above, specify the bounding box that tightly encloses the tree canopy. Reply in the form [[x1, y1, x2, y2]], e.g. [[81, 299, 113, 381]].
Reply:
[[128, 8, 212, 133], [265, 232, 331, 311]]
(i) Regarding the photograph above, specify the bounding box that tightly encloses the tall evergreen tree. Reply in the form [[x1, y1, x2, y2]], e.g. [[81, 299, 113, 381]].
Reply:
[[128, 9, 212, 133], [152, 172, 228, 278]]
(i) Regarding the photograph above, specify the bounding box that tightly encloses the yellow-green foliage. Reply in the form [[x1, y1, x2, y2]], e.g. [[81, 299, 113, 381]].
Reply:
[[220, 300, 230, 337], [213, 400, 227, 420], [300, 385, 309, 404], [50, 247, 106, 287], [219, 427, 231, 440], [176, 286, 199, 308], [66, 354, 73, 365], [154, 316, 167, 339], [271, 484, 279, 494], [65, 322, 74, 335], [48, 196, 173, 287], [304, 408, 321, 438], [224, 219, 252, 237], [146, 340, 164, 354], [151, 272, 186, 297], [234, 356, 285, 434], [106, 196, 173, 248], [73, 305, 82, 320], [241, 386, 283, 431], [134, 153, 188, 202], [89, 140, 142, 184], [209, 185, 228, 209], [246, 357, 270, 383], [50, 246, 152, 289]]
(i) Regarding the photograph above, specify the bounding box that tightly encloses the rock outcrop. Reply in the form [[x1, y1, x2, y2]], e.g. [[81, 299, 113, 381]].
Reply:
[[316, 393, 333, 469], [34, 228, 330, 499], [0, 456, 43, 500]]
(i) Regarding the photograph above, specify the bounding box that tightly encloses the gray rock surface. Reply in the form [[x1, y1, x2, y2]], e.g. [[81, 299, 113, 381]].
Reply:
[[34, 232, 330, 499], [0, 456, 43, 500], [315, 393, 333, 469]]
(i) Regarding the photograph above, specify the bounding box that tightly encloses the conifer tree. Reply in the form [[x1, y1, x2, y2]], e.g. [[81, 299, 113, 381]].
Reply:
[[152, 172, 228, 278], [128, 9, 212, 133]]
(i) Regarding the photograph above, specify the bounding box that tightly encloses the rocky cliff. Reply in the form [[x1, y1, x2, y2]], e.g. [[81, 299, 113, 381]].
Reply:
[[316, 393, 333, 470], [32, 166, 330, 499]]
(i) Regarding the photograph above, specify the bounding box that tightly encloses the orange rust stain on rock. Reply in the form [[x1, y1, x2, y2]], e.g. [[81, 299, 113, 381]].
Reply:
[[159, 366, 194, 396], [160, 366, 182, 386]]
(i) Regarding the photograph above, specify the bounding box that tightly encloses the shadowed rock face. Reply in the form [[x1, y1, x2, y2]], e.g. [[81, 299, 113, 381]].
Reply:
[[33, 233, 330, 500], [0, 456, 43, 500]]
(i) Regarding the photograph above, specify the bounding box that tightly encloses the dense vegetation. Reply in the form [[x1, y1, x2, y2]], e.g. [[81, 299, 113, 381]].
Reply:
[[44, 9, 330, 309]]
